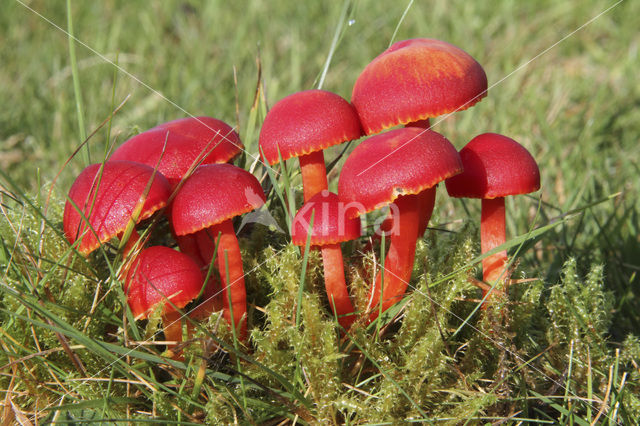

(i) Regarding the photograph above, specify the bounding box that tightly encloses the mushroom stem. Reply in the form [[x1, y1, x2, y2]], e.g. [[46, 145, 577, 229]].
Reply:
[[480, 197, 508, 291], [203, 219, 247, 341], [416, 186, 436, 237], [321, 243, 356, 329], [162, 310, 184, 353], [367, 194, 420, 322], [298, 150, 329, 202], [371, 186, 434, 245], [175, 233, 207, 268]]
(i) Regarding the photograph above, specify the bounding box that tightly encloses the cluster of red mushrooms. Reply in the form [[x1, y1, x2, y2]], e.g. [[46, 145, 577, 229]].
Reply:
[[62, 38, 540, 353]]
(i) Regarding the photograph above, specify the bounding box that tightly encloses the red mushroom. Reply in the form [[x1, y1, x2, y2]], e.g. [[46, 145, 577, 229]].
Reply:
[[110, 116, 243, 190], [338, 127, 462, 322], [63, 161, 171, 258], [125, 246, 203, 356], [351, 38, 487, 135], [259, 90, 363, 203], [445, 133, 540, 297], [170, 164, 266, 341], [291, 190, 361, 329], [351, 38, 487, 236]]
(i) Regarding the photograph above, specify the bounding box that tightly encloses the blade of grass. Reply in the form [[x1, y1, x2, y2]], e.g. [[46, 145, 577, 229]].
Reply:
[[66, 0, 89, 166]]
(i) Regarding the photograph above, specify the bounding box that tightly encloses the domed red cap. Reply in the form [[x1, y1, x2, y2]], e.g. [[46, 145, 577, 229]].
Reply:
[[111, 117, 242, 187], [291, 190, 361, 246], [352, 38, 487, 135], [171, 163, 266, 236], [259, 90, 363, 165], [338, 127, 462, 215], [63, 161, 171, 255], [125, 246, 203, 319], [445, 133, 540, 199]]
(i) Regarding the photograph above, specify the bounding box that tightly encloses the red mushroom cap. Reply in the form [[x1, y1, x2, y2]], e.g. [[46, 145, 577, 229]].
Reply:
[[259, 90, 363, 165], [124, 246, 203, 320], [291, 190, 361, 246], [338, 127, 462, 216], [110, 117, 242, 187], [445, 133, 540, 199], [352, 38, 487, 135], [63, 161, 171, 255], [170, 163, 266, 236]]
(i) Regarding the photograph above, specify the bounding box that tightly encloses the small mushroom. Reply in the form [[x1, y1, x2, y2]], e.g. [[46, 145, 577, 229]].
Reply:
[[63, 161, 171, 258], [125, 246, 203, 356], [170, 163, 266, 340], [259, 89, 363, 202], [445, 133, 540, 297], [338, 127, 462, 321], [291, 190, 361, 329], [110, 116, 242, 189]]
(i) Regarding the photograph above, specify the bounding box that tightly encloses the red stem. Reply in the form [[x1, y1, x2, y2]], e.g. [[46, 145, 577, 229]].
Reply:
[[298, 150, 328, 202], [321, 243, 356, 329], [481, 197, 507, 291], [367, 194, 420, 322], [416, 186, 436, 237], [175, 233, 207, 267], [199, 219, 247, 341], [371, 186, 435, 245]]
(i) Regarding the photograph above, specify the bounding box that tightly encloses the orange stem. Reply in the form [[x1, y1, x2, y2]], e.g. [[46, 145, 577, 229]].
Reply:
[[367, 194, 420, 322], [202, 219, 247, 341], [481, 197, 507, 292], [299, 150, 328, 202], [416, 186, 436, 237], [321, 243, 356, 329]]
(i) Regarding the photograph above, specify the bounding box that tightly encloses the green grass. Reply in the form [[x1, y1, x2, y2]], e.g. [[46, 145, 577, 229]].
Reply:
[[1, 0, 639, 423]]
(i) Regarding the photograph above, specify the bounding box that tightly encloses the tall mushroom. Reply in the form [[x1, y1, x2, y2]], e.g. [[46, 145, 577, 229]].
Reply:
[[259, 89, 363, 203], [351, 38, 487, 236], [445, 133, 540, 297], [338, 127, 462, 322], [63, 161, 171, 258], [170, 163, 266, 340], [125, 246, 203, 356], [291, 190, 361, 329]]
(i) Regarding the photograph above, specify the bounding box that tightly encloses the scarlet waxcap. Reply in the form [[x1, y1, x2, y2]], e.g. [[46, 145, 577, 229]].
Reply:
[[352, 38, 487, 135], [170, 163, 266, 236], [153, 116, 242, 162], [445, 133, 540, 199], [111, 117, 242, 187], [338, 127, 462, 216], [291, 190, 361, 246], [259, 90, 363, 165], [125, 246, 203, 320], [63, 161, 171, 255]]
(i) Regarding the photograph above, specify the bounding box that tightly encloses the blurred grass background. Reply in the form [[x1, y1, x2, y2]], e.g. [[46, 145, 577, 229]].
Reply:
[[1, 0, 639, 422]]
